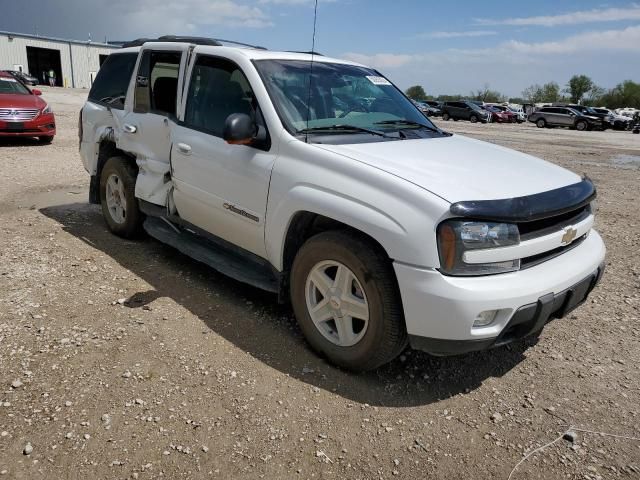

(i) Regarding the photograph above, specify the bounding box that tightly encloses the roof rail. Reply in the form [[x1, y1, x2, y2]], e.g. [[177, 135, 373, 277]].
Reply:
[[286, 50, 324, 56], [121, 35, 267, 50], [213, 38, 267, 50]]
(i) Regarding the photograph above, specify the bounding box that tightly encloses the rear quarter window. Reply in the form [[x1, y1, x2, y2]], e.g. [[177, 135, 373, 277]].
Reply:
[[88, 52, 138, 109]]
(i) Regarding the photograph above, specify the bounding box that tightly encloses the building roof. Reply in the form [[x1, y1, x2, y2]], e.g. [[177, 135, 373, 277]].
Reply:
[[0, 30, 116, 48]]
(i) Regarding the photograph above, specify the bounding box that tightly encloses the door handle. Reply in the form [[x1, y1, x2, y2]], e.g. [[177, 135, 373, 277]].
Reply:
[[177, 143, 192, 155], [123, 124, 137, 134]]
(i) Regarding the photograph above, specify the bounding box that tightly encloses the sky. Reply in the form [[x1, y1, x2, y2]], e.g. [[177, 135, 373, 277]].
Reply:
[[2, 0, 639, 97]]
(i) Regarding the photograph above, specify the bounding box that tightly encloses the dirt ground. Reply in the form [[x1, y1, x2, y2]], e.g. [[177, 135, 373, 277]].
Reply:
[[0, 87, 638, 480]]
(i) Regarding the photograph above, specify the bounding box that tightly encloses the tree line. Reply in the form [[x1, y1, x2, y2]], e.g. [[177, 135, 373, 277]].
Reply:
[[405, 75, 640, 109]]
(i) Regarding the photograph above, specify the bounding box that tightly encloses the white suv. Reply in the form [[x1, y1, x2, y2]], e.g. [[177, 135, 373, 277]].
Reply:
[[79, 37, 605, 370]]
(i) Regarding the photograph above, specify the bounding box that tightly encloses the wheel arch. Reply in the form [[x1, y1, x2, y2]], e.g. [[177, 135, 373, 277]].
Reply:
[[89, 140, 137, 204]]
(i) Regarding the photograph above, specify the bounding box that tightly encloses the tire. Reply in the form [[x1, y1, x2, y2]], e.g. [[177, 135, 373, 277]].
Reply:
[[442, 112, 450, 121], [99, 156, 143, 238], [38, 136, 54, 144], [575, 120, 587, 131], [536, 119, 546, 128], [469, 114, 478, 123], [290, 230, 407, 371]]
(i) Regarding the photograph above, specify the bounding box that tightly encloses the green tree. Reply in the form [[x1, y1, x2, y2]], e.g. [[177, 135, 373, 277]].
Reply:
[[405, 85, 427, 101], [598, 80, 640, 109], [471, 83, 505, 103], [584, 85, 605, 106], [522, 82, 561, 103], [565, 74, 594, 103]]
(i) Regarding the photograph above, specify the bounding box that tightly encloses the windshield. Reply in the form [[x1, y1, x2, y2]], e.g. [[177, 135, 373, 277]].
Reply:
[[0, 77, 31, 95], [253, 59, 438, 139]]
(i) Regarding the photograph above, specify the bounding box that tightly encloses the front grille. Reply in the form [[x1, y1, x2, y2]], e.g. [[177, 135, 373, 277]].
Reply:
[[517, 204, 592, 267], [0, 108, 40, 121], [519, 204, 590, 240]]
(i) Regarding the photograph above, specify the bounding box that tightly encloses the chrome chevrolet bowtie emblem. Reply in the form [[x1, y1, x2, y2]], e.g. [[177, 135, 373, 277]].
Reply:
[[10, 109, 16, 116], [561, 227, 577, 245]]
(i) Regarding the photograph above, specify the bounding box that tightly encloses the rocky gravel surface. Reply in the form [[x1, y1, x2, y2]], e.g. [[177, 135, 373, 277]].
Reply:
[[0, 88, 638, 479]]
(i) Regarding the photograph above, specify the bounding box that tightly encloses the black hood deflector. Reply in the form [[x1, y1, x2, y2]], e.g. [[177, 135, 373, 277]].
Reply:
[[449, 177, 596, 222]]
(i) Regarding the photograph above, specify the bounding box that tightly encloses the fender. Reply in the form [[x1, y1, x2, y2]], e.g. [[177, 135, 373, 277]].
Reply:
[[265, 182, 445, 271]]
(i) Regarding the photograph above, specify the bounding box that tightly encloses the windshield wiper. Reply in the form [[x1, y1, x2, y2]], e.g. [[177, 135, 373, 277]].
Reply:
[[375, 119, 443, 134], [296, 124, 392, 138]]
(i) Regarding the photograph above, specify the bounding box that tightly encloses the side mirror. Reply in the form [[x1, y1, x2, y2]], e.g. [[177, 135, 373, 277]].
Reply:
[[223, 113, 263, 146], [32, 89, 42, 96]]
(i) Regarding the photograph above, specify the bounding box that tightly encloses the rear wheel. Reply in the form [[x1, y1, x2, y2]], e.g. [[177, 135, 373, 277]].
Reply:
[[290, 230, 407, 371], [536, 119, 546, 128], [575, 120, 588, 131], [442, 112, 450, 121], [99, 156, 143, 238]]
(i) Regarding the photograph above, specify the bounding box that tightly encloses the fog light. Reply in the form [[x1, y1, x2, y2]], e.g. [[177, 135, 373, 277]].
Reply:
[[473, 310, 498, 328]]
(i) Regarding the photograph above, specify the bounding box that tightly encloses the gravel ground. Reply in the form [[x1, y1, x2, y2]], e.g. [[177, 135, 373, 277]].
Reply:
[[0, 87, 639, 479]]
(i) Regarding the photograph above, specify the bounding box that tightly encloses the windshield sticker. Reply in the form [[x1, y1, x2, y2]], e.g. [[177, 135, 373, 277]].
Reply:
[[366, 76, 392, 86], [0, 78, 18, 82]]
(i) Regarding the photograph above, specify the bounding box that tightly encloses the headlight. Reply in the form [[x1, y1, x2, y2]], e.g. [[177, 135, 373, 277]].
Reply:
[[42, 104, 52, 114], [437, 219, 520, 276]]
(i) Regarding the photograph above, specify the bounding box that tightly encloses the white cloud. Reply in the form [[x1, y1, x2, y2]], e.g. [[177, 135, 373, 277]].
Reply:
[[118, 0, 273, 33], [342, 25, 640, 95], [418, 30, 497, 39], [462, 25, 640, 56], [476, 5, 640, 26]]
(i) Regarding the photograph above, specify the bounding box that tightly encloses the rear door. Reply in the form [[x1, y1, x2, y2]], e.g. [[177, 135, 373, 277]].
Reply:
[[552, 108, 572, 126], [119, 43, 190, 206]]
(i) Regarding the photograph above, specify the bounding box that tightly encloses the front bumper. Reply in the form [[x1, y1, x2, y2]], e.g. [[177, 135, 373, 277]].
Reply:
[[394, 229, 606, 355], [0, 113, 56, 137]]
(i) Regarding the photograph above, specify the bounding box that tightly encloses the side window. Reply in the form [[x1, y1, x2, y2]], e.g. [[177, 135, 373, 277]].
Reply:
[[184, 56, 258, 138], [134, 50, 181, 116], [88, 53, 137, 109]]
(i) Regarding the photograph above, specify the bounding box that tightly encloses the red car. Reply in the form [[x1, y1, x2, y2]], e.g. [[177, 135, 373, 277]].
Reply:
[[0, 71, 55, 143], [485, 105, 516, 123]]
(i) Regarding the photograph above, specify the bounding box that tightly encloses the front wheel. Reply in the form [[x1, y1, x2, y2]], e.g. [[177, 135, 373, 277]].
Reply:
[[536, 119, 546, 128], [575, 120, 588, 131], [469, 114, 478, 123], [290, 231, 407, 371], [99, 156, 143, 238], [38, 136, 54, 144]]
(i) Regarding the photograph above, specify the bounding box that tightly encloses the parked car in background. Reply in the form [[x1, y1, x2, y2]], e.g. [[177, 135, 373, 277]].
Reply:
[[616, 107, 638, 118], [7, 70, 39, 86], [0, 71, 55, 143], [592, 108, 632, 130], [484, 105, 516, 123], [441, 100, 491, 123], [505, 105, 526, 123], [422, 100, 443, 117], [555, 104, 613, 130], [528, 106, 601, 131]]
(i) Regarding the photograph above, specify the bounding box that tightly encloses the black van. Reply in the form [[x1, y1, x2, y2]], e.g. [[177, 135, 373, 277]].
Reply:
[[441, 101, 491, 123]]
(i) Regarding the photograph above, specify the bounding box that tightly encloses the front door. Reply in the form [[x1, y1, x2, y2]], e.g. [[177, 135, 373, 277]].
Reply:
[[170, 54, 277, 258], [118, 44, 190, 206]]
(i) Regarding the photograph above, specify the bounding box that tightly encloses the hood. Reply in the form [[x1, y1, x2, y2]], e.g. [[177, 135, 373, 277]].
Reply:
[[315, 134, 581, 204], [0, 93, 45, 109]]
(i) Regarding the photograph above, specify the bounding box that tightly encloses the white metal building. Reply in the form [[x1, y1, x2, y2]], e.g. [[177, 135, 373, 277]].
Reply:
[[0, 31, 117, 89]]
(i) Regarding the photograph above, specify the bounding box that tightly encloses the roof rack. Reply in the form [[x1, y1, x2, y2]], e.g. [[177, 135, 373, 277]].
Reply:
[[286, 50, 324, 56], [121, 35, 267, 50], [214, 38, 267, 50]]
